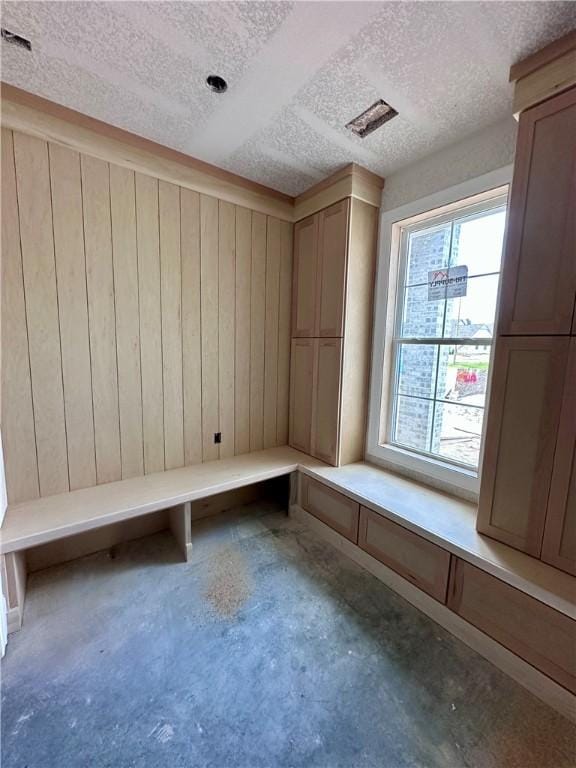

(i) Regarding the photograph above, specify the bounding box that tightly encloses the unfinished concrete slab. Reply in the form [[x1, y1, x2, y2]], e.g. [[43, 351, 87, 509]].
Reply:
[[2, 502, 575, 768]]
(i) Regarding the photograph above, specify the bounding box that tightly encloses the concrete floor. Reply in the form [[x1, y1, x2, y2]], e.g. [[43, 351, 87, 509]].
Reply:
[[2, 502, 575, 768]]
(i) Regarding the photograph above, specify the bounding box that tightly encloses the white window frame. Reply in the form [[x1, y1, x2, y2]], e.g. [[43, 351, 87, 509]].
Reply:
[[366, 166, 513, 497]]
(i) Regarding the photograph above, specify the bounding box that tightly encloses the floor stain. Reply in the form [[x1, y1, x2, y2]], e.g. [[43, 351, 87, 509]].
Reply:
[[203, 545, 252, 618]]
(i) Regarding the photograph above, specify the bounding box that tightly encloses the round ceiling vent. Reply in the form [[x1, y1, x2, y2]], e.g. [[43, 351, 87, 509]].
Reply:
[[206, 75, 228, 94]]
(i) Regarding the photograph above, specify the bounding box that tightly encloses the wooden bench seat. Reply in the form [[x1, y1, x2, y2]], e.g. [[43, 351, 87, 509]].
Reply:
[[1, 446, 324, 633]]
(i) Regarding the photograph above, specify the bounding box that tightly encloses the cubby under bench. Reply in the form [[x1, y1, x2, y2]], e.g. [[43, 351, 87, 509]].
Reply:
[[0, 446, 324, 635], [293, 464, 576, 723]]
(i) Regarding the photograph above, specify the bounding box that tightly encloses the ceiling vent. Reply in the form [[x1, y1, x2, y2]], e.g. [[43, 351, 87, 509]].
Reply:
[[1, 28, 31, 52], [346, 99, 398, 138]]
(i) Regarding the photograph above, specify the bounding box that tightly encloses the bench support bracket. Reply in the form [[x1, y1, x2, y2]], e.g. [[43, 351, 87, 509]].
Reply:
[[1, 551, 27, 634], [169, 502, 192, 562]]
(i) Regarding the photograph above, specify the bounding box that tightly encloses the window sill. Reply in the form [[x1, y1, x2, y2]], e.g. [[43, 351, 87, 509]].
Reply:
[[367, 443, 480, 499], [298, 460, 575, 620]]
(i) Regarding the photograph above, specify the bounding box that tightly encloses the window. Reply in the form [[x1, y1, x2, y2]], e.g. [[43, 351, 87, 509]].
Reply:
[[367, 170, 511, 494]]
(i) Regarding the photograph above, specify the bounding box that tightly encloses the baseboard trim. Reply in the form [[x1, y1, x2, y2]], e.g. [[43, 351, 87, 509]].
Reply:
[[290, 504, 576, 723]]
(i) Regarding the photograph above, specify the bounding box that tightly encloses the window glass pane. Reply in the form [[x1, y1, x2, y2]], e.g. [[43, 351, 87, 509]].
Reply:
[[443, 274, 499, 338], [400, 285, 445, 338], [393, 395, 433, 452], [397, 344, 438, 398], [386, 193, 506, 474], [432, 402, 484, 468], [405, 223, 451, 286], [436, 345, 490, 408], [450, 208, 506, 276]]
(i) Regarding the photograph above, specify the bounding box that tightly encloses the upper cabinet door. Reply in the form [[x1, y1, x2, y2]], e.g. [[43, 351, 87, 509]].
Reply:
[[477, 336, 569, 556], [292, 215, 319, 337], [316, 199, 350, 337], [541, 339, 576, 575], [498, 87, 576, 335]]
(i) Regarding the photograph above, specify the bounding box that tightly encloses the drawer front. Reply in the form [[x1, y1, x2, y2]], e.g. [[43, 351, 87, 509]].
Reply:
[[358, 507, 451, 602], [301, 476, 359, 543], [448, 558, 576, 693]]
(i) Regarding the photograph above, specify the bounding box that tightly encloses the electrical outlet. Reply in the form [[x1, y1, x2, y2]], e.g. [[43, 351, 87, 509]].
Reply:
[[214, 432, 222, 444]]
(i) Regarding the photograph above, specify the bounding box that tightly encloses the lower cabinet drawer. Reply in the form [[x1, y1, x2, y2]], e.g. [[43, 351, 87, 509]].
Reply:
[[358, 507, 451, 602], [448, 558, 576, 693], [301, 476, 359, 543]]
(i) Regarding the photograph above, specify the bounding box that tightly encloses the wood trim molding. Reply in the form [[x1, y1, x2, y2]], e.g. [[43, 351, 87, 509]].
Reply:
[[510, 36, 576, 117], [510, 30, 576, 83], [1, 85, 386, 221], [294, 162, 384, 221], [0, 83, 295, 221]]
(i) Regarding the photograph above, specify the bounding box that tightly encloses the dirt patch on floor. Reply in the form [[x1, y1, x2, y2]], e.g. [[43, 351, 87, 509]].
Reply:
[[203, 545, 252, 618]]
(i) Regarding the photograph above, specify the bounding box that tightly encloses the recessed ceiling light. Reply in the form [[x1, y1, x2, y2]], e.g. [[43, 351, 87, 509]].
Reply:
[[1, 28, 32, 52], [206, 75, 228, 94], [346, 99, 398, 138]]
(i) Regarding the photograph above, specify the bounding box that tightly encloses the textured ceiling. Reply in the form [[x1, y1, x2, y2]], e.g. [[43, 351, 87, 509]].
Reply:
[[2, 1, 575, 195]]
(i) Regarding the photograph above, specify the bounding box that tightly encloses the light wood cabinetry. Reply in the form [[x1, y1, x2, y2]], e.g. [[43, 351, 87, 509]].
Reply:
[[448, 558, 576, 694], [498, 88, 576, 336], [289, 196, 379, 466], [478, 336, 569, 556], [311, 339, 342, 464], [292, 215, 319, 337], [478, 81, 576, 575], [289, 339, 315, 453], [295, 471, 576, 705], [541, 340, 576, 575], [359, 507, 451, 602], [301, 475, 359, 542], [316, 200, 349, 337]]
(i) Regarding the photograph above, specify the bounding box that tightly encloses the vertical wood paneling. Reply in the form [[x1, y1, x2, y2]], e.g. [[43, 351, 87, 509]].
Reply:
[[200, 194, 219, 461], [81, 155, 121, 485], [250, 212, 266, 451], [218, 201, 236, 459], [135, 172, 164, 474], [235, 207, 252, 455], [277, 220, 293, 445], [1, 129, 39, 503], [159, 181, 184, 470], [2, 131, 295, 503], [181, 188, 202, 466], [49, 143, 96, 491], [13, 132, 69, 496], [110, 164, 143, 479], [263, 217, 281, 448]]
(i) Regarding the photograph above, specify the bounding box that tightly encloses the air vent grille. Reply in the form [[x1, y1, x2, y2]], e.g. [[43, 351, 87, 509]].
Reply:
[[346, 99, 398, 138], [1, 28, 32, 51]]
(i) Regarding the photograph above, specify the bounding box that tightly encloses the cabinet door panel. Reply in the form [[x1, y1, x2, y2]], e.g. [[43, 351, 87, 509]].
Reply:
[[542, 339, 576, 575], [301, 476, 359, 542], [312, 338, 342, 465], [289, 338, 314, 453], [477, 336, 569, 555], [292, 215, 318, 337], [498, 88, 576, 335], [448, 558, 576, 693], [316, 199, 349, 337], [359, 507, 451, 602]]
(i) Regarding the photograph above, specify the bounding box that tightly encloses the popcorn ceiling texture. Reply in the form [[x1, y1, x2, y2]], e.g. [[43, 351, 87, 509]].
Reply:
[[381, 117, 518, 212], [2, 1, 575, 195]]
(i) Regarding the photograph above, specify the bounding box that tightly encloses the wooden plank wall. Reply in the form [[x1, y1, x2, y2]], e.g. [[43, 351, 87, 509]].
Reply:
[[1, 128, 293, 504]]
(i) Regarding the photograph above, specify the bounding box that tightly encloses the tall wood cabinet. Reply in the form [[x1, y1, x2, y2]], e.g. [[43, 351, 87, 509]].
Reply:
[[541, 340, 576, 575], [477, 85, 576, 575], [289, 196, 379, 466], [497, 87, 576, 336]]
